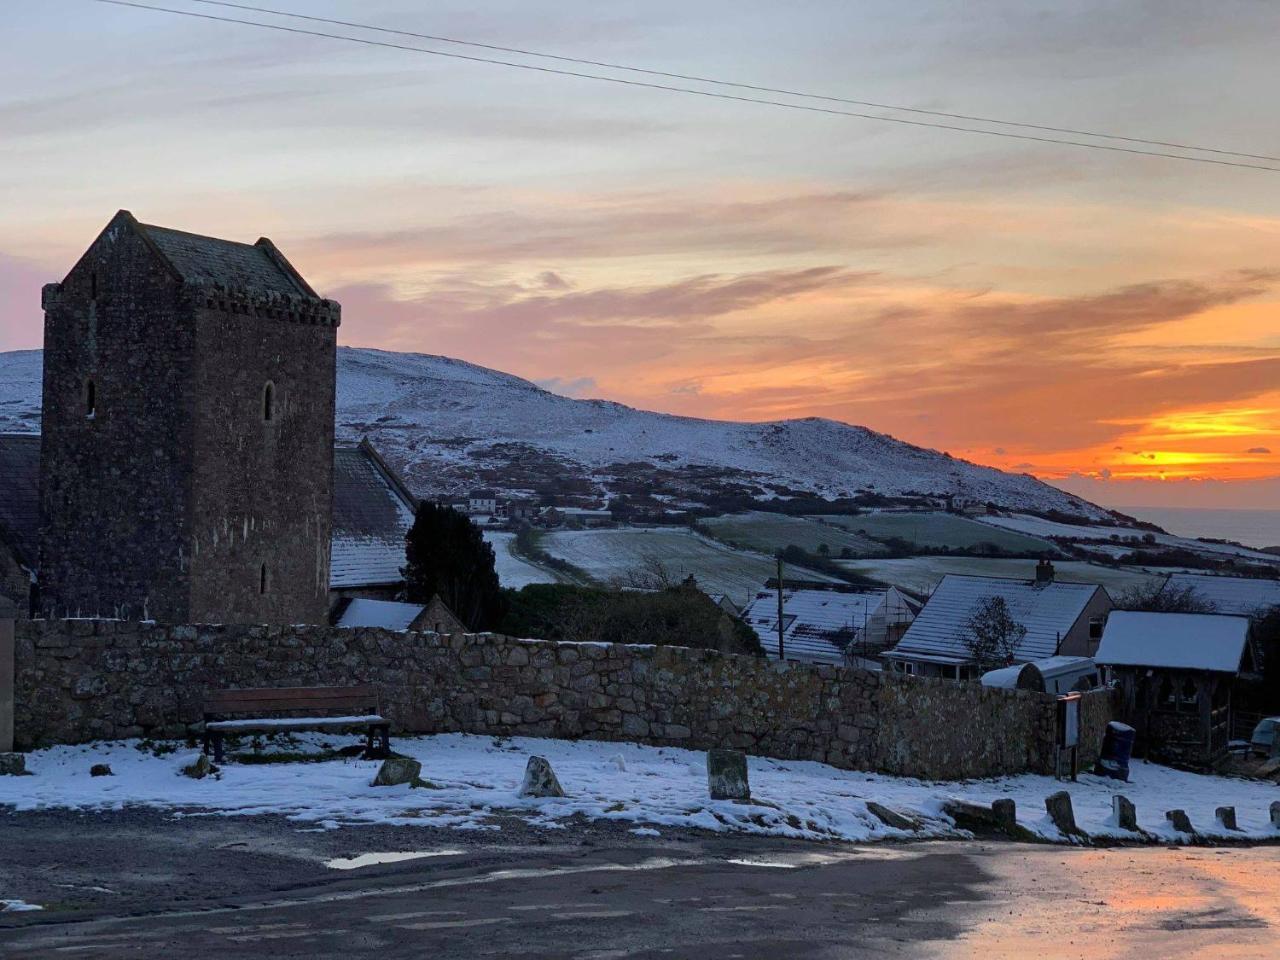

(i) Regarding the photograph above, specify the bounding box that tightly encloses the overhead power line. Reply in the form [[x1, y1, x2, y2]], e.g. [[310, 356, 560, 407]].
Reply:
[[185, 0, 1280, 166], [92, 0, 1280, 173]]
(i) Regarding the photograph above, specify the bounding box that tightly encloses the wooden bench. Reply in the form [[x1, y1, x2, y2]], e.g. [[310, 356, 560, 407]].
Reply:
[[201, 685, 390, 763]]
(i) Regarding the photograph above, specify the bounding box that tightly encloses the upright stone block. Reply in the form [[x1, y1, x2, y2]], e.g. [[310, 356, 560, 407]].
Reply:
[[1270, 801, 1280, 830], [1215, 806, 1239, 831], [1045, 791, 1081, 836], [707, 749, 750, 801], [1165, 809, 1194, 835], [519, 756, 565, 798], [991, 798, 1017, 831], [1112, 795, 1138, 832]]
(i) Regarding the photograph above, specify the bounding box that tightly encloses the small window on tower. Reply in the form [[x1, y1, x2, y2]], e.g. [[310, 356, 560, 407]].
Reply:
[[262, 382, 275, 423], [259, 563, 269, 595], [85, 378, 97, 419]]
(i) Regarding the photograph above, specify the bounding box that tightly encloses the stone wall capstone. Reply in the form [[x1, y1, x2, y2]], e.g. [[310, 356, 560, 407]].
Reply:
[[14, 619, 1113, 780]]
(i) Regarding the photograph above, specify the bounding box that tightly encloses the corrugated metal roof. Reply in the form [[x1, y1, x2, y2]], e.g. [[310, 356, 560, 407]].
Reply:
[[331, 443, 417, 588], [0, 433, 40, 566], [1165, 573, 1280, 618], [141, 224, 312, 298], [1097, 611, 1250, 673], [887, 574, 1103, 666], [742, 587, 914, 665]]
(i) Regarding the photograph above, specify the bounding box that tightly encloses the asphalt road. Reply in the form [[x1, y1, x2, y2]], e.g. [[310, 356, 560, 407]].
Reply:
[[2, 809, 1279, 958]]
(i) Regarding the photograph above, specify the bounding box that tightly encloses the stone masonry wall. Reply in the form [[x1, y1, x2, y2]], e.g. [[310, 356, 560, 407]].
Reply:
[[14, 620, 1114, 780]]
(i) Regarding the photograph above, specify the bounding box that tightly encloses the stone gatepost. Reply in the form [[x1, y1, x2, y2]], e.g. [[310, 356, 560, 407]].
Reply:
[[0, 595, 15, 755]]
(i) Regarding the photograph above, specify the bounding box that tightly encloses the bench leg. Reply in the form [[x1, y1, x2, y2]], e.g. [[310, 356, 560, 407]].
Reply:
[[212, 732, 225, 765], [380, 725, 390, 757]]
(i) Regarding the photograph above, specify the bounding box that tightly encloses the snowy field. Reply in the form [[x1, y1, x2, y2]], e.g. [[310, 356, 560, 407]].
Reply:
[[483, 532, 558, 589], [540, 527, 840, 601], [837, 556, 1164, 594], [2, 734, 1277, 849], [819, 511, 1055, 554], [977, 514, 1280, 564], [701, 512, 886, 558]]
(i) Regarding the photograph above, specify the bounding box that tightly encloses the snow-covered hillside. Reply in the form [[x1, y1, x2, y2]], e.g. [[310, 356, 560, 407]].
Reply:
[[0, 347, 1105, 518]]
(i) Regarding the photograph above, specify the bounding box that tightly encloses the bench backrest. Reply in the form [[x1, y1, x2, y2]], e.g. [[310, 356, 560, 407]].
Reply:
[[203, 684, 379, 718]]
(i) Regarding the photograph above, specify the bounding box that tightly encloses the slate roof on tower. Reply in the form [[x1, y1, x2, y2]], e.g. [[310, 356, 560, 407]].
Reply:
[[137, 219, 319, 298]]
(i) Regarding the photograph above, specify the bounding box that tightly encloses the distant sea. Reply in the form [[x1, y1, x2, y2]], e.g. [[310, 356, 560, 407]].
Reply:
[[1125, 507, 1280, 550]]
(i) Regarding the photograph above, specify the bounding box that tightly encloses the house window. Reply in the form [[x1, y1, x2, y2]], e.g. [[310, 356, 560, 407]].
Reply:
[[259, 563, 269, 595], [1089, 618, 1104, 641], [84, 378, 97, 418], [262, 382, 275, 423]]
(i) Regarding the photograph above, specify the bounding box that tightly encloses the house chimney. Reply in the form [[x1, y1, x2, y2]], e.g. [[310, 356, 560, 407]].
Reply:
[[1035, 559, 1055, 585]]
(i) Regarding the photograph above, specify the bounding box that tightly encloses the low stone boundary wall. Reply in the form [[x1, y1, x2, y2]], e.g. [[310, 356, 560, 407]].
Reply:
[[14, 620, 1116, 780]]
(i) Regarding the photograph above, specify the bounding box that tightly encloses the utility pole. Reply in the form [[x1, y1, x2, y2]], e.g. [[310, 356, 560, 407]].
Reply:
[[776, 555, 786, 661]]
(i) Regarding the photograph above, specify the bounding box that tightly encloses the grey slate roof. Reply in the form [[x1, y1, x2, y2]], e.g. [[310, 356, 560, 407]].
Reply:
[[0, 434, 40, 566], [1164, 573, 1280, 618], [141, 223, 314, 298], [331, 441, 419, 588], [887, 574, 1104, 666], [742, 587, 915, 666]]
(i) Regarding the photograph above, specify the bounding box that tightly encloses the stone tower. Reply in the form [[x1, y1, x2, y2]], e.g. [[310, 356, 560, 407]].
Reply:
[[38, 210, 339, 624]]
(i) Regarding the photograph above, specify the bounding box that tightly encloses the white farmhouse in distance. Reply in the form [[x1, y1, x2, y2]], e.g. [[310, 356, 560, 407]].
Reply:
[[742, 586, 919, 666]]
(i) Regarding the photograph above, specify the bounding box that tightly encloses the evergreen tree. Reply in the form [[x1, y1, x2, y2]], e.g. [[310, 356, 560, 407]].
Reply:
[[402, 502, 504, 630]]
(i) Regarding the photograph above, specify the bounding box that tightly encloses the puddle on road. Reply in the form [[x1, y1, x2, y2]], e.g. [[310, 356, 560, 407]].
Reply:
[[724, 847, 924, 870], [325, 850, 465, 870]]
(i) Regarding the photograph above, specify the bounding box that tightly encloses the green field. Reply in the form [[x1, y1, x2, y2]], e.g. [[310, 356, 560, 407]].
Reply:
[[700, 512, 886, 558], [816, 512, 1056, 554], [836, 556, 1163, 595], [539, 527, 841, 606]]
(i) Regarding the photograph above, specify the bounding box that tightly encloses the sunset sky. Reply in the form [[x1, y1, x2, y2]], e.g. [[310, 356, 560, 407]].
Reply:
[[3, 0, 1279, 509]]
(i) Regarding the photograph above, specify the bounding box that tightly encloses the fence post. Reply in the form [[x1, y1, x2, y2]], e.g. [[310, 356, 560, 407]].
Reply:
[[0, 595, 15, 753]]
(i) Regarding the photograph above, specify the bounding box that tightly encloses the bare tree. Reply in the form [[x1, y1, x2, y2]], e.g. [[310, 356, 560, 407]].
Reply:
[[1114, 581, 1216, 613], [963, 596, 1028, 672], [620, 552, 682, 591]]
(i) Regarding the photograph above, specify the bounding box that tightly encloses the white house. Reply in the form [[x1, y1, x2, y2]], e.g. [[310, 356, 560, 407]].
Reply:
[[467, 490, 498, 516], [741, 586, 919, 666], [884, 564, 1113, 680]]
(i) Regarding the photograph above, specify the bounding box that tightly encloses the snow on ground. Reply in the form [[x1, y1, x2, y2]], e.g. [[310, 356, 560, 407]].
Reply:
[[1, 900, 42, 913], [837, 556, 1163, 595], [0, 348, 1106, 518], [539, 527, 840, 600], [978, 514, 1279, 564], [483, 532, 558, 589], [2, 734, 1277, 846]]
